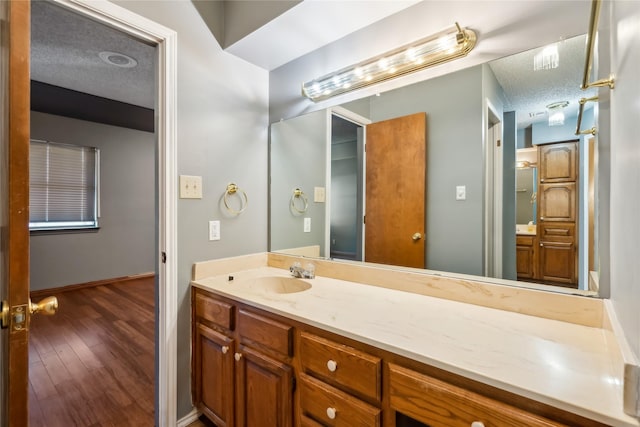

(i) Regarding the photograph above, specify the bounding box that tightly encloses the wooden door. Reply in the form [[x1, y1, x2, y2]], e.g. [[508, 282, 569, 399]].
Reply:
[[538, 141, 577, 183], [235, 345, 293, 427], [194, 323, 235, 426], [365, 113, 426, 268], [1, 2, 31, 426]]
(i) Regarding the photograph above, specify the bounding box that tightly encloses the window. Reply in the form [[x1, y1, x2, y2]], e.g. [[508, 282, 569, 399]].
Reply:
[[29, 139, 100, 231]]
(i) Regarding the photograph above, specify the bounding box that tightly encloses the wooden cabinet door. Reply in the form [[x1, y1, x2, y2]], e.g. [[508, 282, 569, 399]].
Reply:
[[516, 236, 536, 279], [539, 240, 576, 285], [538, 141, 577, 183], [194, 323, 235, 427], [235, 345, 293, 427], [516, 244, 535, 279], [538, 183, 576, 223]]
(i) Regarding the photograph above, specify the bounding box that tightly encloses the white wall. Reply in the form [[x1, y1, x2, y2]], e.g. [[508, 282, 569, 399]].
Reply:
[[111, 1, 269, 419], [29, 112, 155, 291], [607, 0, 640, 358]]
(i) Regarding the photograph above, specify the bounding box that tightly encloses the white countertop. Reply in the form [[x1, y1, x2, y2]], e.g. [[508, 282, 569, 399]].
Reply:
[[192, 266, 639, 427]]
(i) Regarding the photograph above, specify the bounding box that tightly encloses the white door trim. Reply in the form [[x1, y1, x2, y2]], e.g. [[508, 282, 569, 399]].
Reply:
[[484, 99, 503, 278], [52, 1, 178, 425]]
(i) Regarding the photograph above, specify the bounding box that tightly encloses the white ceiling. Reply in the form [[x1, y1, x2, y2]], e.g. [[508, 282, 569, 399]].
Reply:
[[224, 0, 421, 71], [31, 0, 595, 129]]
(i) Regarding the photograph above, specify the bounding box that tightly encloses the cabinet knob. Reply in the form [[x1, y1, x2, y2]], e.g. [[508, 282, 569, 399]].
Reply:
[[326, 359, 338, 372], [221, 346, 229, 354], [234, 352, 242, 361], [471, 422, 485, 427], [326, 407, 337, 420], [540, 216, 544, 221], [540, 243, 544, 247]]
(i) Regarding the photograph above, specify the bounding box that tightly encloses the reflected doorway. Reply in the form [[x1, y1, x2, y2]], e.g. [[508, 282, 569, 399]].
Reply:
[[330, 113, 364, 261]]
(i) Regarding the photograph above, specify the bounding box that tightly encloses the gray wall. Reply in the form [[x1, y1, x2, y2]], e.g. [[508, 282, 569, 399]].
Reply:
[[606, 0, 640, 358], [112, 1, 269, 420], [30, 112, 155, 291], [270, 110, 327, 254], [367, 66, 485, 276]]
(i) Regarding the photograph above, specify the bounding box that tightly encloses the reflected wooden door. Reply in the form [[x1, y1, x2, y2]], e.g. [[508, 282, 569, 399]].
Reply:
[[1, 1, 31, 426], [365, 113, 426, 268]]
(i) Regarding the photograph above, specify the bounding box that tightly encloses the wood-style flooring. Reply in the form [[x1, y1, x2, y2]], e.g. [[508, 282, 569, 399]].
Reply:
[[28, 277, 155, 427]]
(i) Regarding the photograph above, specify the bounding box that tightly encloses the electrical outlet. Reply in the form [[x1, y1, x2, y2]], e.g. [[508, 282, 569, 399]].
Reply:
[[456, 185, 466, 201], [180, 175, 202, 199], [209, 220, 220, 241], [304, 217, 311, 233]]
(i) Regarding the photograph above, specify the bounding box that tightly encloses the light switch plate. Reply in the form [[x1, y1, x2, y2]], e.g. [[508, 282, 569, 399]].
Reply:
[[303, 217, 311, 233], [180, 175, 203, 199], [456, 185, 466, 201], [209, 220, 220, 241], [314, 187, 326, 203]]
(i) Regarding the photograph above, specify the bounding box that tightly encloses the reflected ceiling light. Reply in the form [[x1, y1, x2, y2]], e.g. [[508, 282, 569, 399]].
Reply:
[[533, 44, 559, 70], [547, 101, 569, 126], [301, 23, 477, 102], [98, 51, 138, 68]]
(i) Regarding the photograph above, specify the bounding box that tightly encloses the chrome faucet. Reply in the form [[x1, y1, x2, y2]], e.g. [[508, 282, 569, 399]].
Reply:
[[289, 262, 315, 279]]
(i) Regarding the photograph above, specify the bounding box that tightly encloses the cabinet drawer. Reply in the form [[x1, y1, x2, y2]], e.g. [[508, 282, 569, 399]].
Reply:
[[299, 374, 381, 427], [238, 309, 293, 357], [300, 415, 324, 427], [300, 332, 381, 401], [539, 223, 575, 241], [194, 291, 234, 330], [388, 363, 564, 427], [516, 235, 535, 246]]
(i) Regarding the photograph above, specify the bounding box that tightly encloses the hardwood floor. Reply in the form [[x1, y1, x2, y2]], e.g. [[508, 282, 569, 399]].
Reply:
[[29, 277, 155, 426]]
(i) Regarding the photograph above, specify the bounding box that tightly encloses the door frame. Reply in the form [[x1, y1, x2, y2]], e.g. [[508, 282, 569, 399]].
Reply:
[[484, 100, 503, 278], [53, 1, 178, 425]]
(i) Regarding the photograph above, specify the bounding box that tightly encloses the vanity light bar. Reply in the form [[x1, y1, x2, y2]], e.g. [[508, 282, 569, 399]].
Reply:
[[301, 23, 477, 102]]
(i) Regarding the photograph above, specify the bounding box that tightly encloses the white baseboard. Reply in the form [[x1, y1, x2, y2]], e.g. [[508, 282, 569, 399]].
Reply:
[[176, 408, 200, 427]]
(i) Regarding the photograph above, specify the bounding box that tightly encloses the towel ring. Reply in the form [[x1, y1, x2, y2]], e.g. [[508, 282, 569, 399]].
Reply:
[[223, 183, 248, 215], [290, 188, 308, 214]]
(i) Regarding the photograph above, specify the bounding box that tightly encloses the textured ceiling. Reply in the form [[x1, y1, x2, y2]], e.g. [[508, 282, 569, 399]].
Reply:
[[31, 1, 156, 109], [489, 34, 597, 129]]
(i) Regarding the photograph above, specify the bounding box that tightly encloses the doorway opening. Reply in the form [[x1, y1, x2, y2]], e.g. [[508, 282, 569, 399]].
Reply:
[[27, 1, 178, 426], [329, 113, 364, 261]]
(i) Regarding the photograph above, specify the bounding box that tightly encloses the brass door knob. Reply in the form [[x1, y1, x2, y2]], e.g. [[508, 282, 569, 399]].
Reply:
[[412, 232, 422, 241], [29, 296, 58, 316], [0, 300, 9, 329]]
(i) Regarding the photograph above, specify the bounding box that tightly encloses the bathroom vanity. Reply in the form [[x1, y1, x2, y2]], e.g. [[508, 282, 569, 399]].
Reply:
[[191, 253, 638, 427]]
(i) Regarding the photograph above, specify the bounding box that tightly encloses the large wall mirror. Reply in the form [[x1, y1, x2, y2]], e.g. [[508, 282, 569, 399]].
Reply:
[[270, 33, 600, 295]]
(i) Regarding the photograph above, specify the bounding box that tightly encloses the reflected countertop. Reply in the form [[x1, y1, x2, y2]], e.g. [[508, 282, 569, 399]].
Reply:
[[192, 265, 638, 427]]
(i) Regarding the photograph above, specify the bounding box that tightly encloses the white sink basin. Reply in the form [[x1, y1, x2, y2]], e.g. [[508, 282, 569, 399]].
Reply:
[[236, 276, 312, 294]]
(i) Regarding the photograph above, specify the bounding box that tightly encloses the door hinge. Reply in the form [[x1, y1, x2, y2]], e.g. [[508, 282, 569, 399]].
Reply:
[[363, 215, 366, 224], [162, 252, 167, 264], [497, 139, 501, 147], [291, 376, 296, 392]]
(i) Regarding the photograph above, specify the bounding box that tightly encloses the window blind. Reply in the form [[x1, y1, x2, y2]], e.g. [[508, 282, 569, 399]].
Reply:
[[29, 140, 99, 230]]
